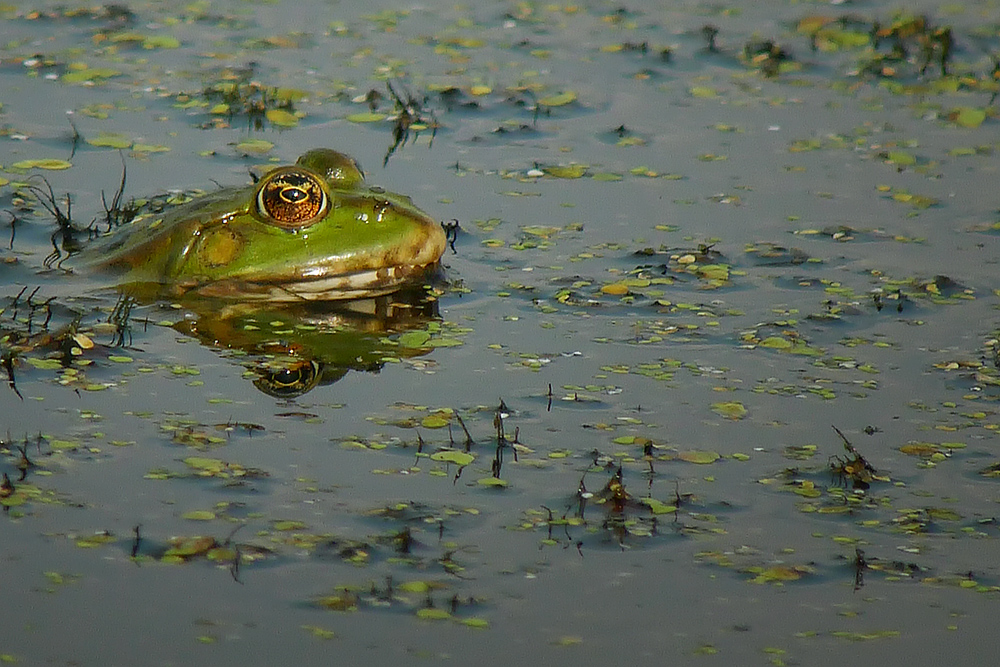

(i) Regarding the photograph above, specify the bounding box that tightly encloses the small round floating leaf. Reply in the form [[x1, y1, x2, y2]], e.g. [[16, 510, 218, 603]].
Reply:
[[62, 67, 120, 83], [697, 264, 730, 281], [11, 158, 73, 170], [793, 481, 822, 498], [416, 608, 452, 620], [678, 450, 721, 464], [163, 536, 216, 558], [75, 533, 116, 548], [346, 112, 386, 123], [183, 457, 226, 473], [266, 108, 299, 127], [885, 151, 915, 166], [638, 497, 677, 514], [234, 139, 273, 154], [601, 282, 630, 295], [399, 331, 432, 348], [759, 336, 793, 350], [316, 595, 358, 612], [461, 617, 489, 629], [689, 86, 718, 98], [142, 35, 180, 49], [477, 477, 508, 488], [538, 91, 577, 106], [926, 508, 961, 521], [751, 565, 808, 583], [431, 450, 474, 466], [87, 132, 133, 149], [182, 510, 216, 521], [421, 414, 450, 429], [950, 107, 986, 129], [206, 547, 237, 562], [132, 143, 170, 154], [544, 164, 588, 179], [398, 580, 431, 593], [72, 333, 94, 349], [273, 520, 308, 531], [899, 443, 941, 457], [712, 401, 747, 420]]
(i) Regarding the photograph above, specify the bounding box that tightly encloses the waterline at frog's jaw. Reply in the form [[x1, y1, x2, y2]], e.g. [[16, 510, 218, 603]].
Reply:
[[184, 262, 441, 301]]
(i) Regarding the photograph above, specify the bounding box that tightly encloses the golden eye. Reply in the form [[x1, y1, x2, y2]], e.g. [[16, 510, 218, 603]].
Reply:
[[255, 169, 328, 229]]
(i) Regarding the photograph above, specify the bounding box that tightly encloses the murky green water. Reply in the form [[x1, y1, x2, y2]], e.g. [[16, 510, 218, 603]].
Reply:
[[3, 0, 1000, 664]]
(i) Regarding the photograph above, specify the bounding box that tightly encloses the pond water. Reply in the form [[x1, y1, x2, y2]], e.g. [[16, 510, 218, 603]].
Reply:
[[3, 0, 1000, 664]]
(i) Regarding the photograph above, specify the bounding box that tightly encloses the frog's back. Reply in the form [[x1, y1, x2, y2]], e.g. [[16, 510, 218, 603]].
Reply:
[[80, 187, 253, 283]]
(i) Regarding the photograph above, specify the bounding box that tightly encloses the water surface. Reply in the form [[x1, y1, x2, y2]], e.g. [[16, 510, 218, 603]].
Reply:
[[2, 0, 1000, 664]]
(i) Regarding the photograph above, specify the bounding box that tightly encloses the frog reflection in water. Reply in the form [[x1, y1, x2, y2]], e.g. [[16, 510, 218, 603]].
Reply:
[[77, 149, 448, 397], [170, 289, 441, 398]]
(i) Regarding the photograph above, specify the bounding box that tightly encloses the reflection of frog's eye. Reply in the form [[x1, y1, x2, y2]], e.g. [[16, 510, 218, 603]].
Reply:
[[256, 169, 328, 229], [253, 359, 323, 398]]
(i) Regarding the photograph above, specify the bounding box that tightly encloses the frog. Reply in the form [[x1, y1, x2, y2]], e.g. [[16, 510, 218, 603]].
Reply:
[[76, 148, 447, 301]]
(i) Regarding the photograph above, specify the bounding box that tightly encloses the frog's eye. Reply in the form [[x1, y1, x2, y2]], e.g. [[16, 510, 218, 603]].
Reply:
[[256, 169, 328, 229]]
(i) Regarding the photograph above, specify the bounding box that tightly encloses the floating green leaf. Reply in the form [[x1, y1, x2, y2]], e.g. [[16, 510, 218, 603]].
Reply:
[[749, 565, 813, 583], [538, 91, 577, 106], [637, 497, 677, 514], [346, 112, 386, 123], [759, 336, 793, 350], [132, 144, 170, 154], [266, 108, 299, 127], [183, 457, 226, 474], [421, 414, 450, 428], [544, 164, 588, 179], [399, 331, 432, 348], [712, 401, 747, 420], [87, 132, 132, 149], [431, 450, 474, 466], [885, 151, 915, 166], [950, 107, 986, 129], [678, 450, 721, 464], [142, 35, 181, 49], [62, 67, 120, 83], [163, 536, 216, 558], [11, 158, 73, 170], [234, 139, 273, 154], [75, 532, 116, 548], [273, 520, 308, 531], [398, 580, 431, 593]]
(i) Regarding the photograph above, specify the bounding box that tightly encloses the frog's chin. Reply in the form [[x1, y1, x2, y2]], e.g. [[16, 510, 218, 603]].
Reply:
[[185, 262, 439, 301]]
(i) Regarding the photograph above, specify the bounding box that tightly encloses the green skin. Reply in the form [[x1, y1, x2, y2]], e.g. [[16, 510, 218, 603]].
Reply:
[[79, 149, 447, 301]]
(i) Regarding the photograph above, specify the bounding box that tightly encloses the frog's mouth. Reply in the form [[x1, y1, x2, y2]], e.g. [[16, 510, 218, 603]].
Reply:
[[187, 261, 439, 301]]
